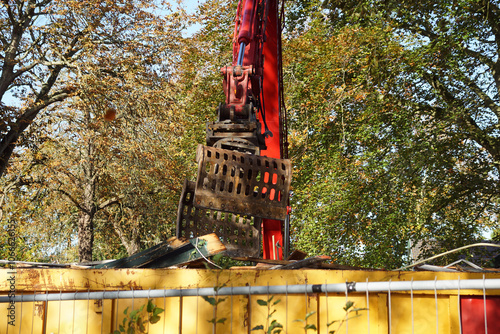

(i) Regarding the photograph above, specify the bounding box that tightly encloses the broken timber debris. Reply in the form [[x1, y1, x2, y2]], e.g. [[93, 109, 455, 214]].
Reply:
[[92, 233, 225, 269]]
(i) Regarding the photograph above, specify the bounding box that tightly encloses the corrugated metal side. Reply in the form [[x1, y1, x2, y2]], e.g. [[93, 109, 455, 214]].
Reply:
[[1, 268, 500, 333]]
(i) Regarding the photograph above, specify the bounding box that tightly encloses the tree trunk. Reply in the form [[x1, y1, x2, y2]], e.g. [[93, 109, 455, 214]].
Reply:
[[78, 128, 97, 262], [112, 220, 141, 256], [78, 210, 94, 262]]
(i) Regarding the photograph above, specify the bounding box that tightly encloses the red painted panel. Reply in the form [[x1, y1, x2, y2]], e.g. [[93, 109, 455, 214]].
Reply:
[[461, 296, 500, 333], [260, 0, 283, 260]]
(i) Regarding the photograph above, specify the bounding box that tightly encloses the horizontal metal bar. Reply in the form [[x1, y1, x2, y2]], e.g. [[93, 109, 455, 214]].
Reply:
[[2, 278, 500, 303]]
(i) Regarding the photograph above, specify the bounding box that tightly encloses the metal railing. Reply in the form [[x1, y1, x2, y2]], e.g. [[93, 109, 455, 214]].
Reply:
[[2, 275, 500, 333]]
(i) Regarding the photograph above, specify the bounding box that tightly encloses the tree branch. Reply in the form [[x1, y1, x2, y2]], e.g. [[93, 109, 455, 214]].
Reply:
[[54, 187, 87, 214], [460, 72, 500, 118], [423, 72, 500, 167], [98, 195, 125, 210], [0, 86, 75, 177]]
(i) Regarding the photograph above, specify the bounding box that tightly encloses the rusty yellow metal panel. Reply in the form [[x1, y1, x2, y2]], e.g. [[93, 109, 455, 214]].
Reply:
[[390, 294, 451, 334], [449, 295, 461, 333], [1, 299, 43, 333], [318, 293, 373, 334], [377, 293, 389, 334], [248, 294, 318, 333], [3, 268, 500, 292], [2, 268, 500, 334]]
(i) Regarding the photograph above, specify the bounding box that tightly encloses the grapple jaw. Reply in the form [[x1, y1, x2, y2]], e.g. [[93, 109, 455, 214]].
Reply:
[[176, 179, 262, 257], [193, 144, 291, 220], [175, 145, 291, 257]]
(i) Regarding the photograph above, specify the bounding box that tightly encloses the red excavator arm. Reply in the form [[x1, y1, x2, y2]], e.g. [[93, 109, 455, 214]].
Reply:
[[176, 0, 290, 260], [224, 0, 287, 260]]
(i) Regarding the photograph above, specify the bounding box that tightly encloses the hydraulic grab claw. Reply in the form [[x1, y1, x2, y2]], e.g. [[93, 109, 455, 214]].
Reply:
[[176, 0, 289, 259], [193, 144, 290, 220]]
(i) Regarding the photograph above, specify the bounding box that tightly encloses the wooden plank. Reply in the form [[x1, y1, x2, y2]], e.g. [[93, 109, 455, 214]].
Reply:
[[230, 257, 291, 265], [93, 234, 226, 269], [270, 256, 331, 270]]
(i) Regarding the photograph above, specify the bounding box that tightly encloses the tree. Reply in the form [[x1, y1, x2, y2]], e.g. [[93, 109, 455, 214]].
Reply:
[[1, 60, 193, 262], [0, 0, 183, 178], [1, 0, 192, 262], [174, 0, 236, 143], [284, 0, 500, 267], [321, 0, 500, 171]]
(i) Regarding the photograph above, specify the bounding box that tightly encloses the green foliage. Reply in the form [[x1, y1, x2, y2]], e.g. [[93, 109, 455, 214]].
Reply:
[[176, 0, 235, 145], [202, 280, 228, 331], [3, 0, 498, 269], [293, 311, 317, 333], [252, 296, 283, 334], [326, 301, 367, 334], [286, 16, 423, 268], [202, 295, 227, 308], [211, 253, 254, 268], [113, 299, 164, 334], [285, 0, 499, 268]]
